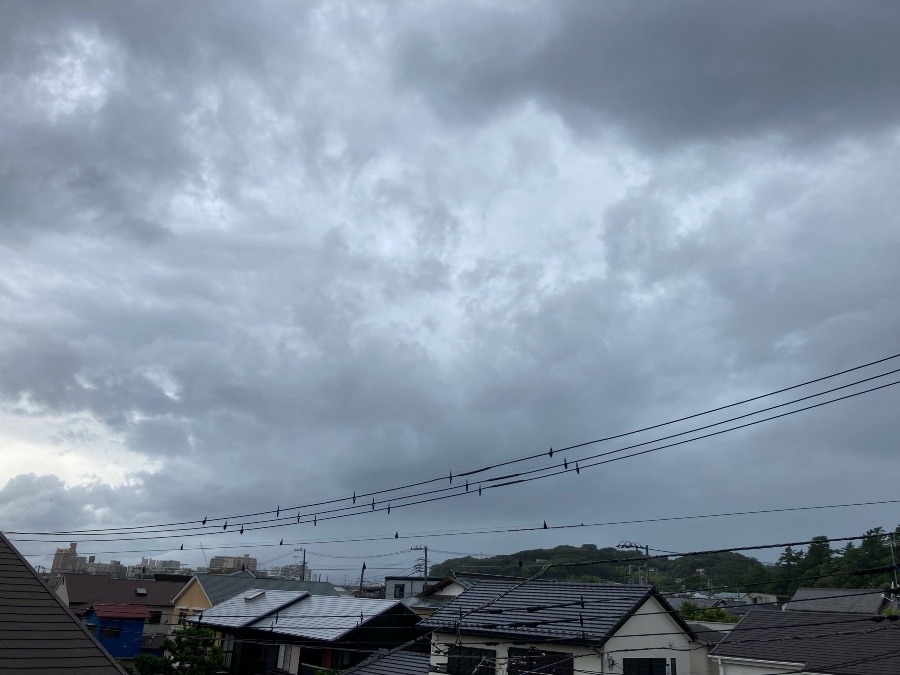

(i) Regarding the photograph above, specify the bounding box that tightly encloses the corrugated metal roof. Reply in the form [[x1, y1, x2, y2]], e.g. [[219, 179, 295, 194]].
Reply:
[[711, 610, 900, 675], [343, 648, 429, 675], [250, 595, 403, 641], [196, 589, 307, 629], [421, 580, 666, 645], [0, 532, 128, 674]]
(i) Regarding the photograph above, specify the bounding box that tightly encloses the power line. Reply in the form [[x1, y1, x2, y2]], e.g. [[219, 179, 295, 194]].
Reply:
[[10, 374, 900, 547], [11, 353, 900, 539]]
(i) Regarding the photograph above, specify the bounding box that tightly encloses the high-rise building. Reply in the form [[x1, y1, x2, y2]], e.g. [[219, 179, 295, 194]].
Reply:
[[51, 543, 80, 576]]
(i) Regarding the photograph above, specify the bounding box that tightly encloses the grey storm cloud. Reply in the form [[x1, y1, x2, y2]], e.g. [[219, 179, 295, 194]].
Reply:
[[394, 2, 900, 147], [1, 1, 899, 572]]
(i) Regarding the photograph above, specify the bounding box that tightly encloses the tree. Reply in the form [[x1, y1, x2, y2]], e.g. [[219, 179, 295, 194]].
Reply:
[[128, 626, 224, 675], [678, 601, 739, 623]]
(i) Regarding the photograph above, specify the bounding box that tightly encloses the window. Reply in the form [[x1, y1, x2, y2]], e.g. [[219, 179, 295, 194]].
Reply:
[[508, 648, 573, 675], [447, 646, 495, 675], [147, 611, 162, 624], [277, 644, 294, 672], [623, 658, 675, 675], [393, 584, 405, 598], [99, 626, 121, 639]]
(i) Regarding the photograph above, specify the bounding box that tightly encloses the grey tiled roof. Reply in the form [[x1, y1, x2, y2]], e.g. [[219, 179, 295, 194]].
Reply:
[[193, 572, 339, 605], [785, 587, 887, 614], [196, 589, 307, 629], [420, 580, 689, 646], [247, 595, 404, 641], [0, 532, 128, 674], [711, 610, 900, 675], [197, 588, 415, 642], [343, 648, 430, 675]]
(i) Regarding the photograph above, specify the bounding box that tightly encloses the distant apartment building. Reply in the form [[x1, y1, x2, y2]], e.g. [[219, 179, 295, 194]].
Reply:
[[274, 562, 310, 580], [51, 543, 86, 578], [84, 556, 127, 579], [208, 553, 258, 573]]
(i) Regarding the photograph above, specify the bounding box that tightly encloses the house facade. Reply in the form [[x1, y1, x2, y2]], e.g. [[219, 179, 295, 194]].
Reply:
[[194, 588, 423, 674], [421, 581, 712, 675]]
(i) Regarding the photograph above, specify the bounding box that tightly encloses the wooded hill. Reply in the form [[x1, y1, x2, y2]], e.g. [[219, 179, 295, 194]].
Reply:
[[429, 526, 900, 597]]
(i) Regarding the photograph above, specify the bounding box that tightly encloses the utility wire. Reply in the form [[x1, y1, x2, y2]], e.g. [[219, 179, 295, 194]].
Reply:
[[11, 353, 900, 537]]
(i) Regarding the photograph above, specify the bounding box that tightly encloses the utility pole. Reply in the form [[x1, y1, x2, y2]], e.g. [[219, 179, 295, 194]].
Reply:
[[358, 562, 366, 596], [411, 545, 428, 592], [617, 541, 651, 586]]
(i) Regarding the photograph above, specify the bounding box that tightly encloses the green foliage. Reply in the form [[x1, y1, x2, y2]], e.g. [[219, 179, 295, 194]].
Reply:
[[678, 601, 739, 623], [127, 627, 223, 675], [431, 524, 900, 598]]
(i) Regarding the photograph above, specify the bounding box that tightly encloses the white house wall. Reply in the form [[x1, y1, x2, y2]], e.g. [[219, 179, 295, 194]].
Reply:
[[429, 632, 601, 675], [603, 597, 705, 675]]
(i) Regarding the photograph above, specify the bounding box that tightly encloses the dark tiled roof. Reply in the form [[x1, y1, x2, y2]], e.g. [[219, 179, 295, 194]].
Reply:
[[343, 649, 429, 675], [711, 610, 900, 675], [420, 581, 688, 646], [686, 621, 731, 645], [193, 573, 339, 605], [60, 574, 187, 609], [0, 532, 128, 674], [785, 587, 887, 614]]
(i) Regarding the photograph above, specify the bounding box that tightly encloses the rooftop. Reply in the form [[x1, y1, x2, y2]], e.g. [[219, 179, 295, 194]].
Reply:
[[0, 532, 128, 674], [711, 610, 900, 675], [421, 580, 690, 645]]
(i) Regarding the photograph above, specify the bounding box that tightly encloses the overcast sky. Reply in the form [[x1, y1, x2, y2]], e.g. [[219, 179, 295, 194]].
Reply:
[[2, 1, 899, 583]]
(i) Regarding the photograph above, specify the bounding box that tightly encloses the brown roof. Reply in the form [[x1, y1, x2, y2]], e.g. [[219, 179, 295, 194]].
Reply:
[[61, 573, 187, 611], [90, 604, 151, 620], [0, 532, 128, 674]]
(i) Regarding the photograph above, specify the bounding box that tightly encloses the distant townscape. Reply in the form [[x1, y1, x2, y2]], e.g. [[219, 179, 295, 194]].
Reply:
[[3, 525, 899, 674]]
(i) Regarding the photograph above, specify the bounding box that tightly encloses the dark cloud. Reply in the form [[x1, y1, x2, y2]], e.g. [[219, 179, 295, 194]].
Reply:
[[394, 2, 900, 147], [1, 1, 898, 574]]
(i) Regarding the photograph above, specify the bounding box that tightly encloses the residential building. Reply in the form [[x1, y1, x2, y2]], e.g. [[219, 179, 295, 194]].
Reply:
[[385, 576, 443, 600], [84, 604, 150, 659], [194, 588, 422, 674], [50, 542, 86, 579], [209, 553, 258, 573], [54, 573, 189, 636], [0, 532, 128, 674], [784, 587, 898, 614], [420, 580, 710, 675], [711, 609, 899, 674]]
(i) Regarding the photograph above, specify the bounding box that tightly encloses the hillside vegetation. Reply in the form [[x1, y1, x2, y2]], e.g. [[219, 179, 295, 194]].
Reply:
[[430, 526, 900, 597]]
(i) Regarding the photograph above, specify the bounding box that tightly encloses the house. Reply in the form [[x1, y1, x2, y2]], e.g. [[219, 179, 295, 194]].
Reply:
[[710, 609, 900, 674], [169, 571, 342, 627], [84, 604, 150, 659], [194, 587, 422, 674], [0, 532, 128, 674], [54, 573, 189, 636], [405, 572, 532, 618], [420, 580, 710, 675], [784, 587, 897, 614], [385, 575, 443, 600]]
